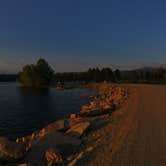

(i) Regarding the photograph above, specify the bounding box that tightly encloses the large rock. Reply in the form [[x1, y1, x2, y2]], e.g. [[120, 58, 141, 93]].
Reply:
[[45, 148, 63, 166], [44, 119, 69, 133], [67, 146, 94, 166], [0, 137, 27, 161], [66, 122, 90, 138], [80, 106, 115, 117], [80, 108, 103, 117], [23, 131, 81, 166], [16, 119, 70, 151], [34, 119, 69, 140], [67, 152, 84, 166]]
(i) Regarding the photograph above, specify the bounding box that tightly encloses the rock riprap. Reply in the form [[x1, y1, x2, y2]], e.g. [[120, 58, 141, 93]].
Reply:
[[66, 122, 90, 138], [0, 137, 26, 161], [23, 131, 81, 165], [80, 83, 129, 116], [0, 83, 129, 165], [45, 148, 63, 166]]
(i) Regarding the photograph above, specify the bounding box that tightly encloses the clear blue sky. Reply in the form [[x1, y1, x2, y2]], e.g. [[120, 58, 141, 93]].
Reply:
[[0, 0, 166, 73]]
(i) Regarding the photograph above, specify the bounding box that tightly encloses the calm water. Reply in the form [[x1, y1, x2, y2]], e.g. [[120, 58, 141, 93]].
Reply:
[[0, 83, 91, 140]]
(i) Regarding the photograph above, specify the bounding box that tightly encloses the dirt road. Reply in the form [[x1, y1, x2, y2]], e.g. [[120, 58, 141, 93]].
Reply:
[[111, 84, 166, 166]]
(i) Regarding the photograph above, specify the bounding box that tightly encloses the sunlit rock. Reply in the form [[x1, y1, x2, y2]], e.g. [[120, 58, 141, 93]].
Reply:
[[24, 131, 81, 165], [45, 148, 63, 166], [66, 122, 90, 138], [0, 137, 27, 161], [70, 114, 77, 119]]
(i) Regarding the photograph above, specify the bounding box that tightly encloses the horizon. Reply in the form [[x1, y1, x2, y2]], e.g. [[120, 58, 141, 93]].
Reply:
[[0, 63, 166, 75], [0, 0, 166, 73]]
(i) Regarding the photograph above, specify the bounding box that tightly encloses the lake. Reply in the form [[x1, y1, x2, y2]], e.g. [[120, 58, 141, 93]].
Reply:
[[0, 83, 91, 140]]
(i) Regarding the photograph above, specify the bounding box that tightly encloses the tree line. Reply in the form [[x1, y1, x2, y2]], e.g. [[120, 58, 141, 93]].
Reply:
[[55, 68, 120, 83], [55, 67, 166, 84], [16, 59, 166, 87]]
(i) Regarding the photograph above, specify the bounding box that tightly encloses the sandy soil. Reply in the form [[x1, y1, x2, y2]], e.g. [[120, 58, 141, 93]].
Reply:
[[78, 84, 166, 166]]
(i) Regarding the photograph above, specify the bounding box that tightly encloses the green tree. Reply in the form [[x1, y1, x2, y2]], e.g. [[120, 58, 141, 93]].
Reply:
[[18, 59, 54, 87]]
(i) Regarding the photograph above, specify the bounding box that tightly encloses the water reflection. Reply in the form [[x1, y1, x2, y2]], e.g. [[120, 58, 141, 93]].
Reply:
[[18, 87, 50, 96], [0, 83, 90, 139]]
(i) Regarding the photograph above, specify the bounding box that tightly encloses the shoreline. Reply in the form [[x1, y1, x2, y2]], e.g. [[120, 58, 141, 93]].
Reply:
[[0, 83, 130, 166]]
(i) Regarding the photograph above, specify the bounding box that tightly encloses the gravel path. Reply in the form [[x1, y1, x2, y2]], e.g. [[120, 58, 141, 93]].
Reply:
[[81, 84, 166, 166], [111, 84, 166, 166]]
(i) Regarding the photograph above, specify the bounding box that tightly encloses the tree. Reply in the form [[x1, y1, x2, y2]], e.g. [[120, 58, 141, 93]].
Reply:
[[114, 69, 121, 82], [101, 68, 115, 82], [18, 59, 54, 87]]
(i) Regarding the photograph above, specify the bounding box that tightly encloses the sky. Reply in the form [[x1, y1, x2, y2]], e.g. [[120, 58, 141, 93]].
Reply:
[[0, 0, 166, 73]]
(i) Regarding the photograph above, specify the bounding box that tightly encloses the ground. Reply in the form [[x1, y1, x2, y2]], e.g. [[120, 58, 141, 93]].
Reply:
[[78, 84, 166, 166]]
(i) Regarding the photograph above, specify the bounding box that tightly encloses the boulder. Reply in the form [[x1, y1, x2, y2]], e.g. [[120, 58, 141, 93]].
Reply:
[[85, 146, 94, 153], [66, 122, 90, 138], [0, 137, 27, 161], [67, 117, 85, 128], [67, 146, 94, 166], [15, 120, 71, 153], [67, 152, 84, 166], [44, 119, 69, 133], [45, 148, 63, 166], [80, 108, 108, 117], [70, 114, 77, 119], [24, 131, 81, 165]]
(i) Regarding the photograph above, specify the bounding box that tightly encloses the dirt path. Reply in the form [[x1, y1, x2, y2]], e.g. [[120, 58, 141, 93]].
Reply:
[[111, 84, 166, 166], [81, 84, 166, 166]]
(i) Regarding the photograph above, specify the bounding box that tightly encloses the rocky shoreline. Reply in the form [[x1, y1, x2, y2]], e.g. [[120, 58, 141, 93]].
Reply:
[[0, 83, 129, 166]]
